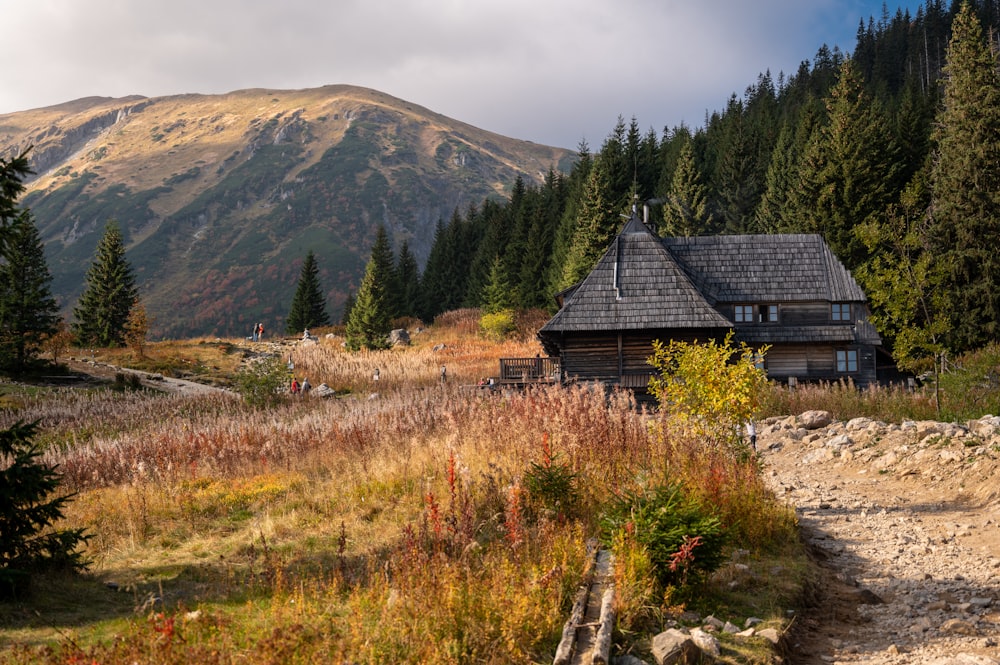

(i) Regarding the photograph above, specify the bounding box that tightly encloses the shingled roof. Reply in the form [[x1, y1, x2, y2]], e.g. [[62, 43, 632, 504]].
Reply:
[[663, 234, 867, 303], [539, 215, 732, 333], [540, 213, 870, 335]]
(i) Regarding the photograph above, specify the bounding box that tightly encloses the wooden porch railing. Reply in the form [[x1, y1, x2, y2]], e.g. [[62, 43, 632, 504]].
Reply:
[[498, 357, 560, 384]]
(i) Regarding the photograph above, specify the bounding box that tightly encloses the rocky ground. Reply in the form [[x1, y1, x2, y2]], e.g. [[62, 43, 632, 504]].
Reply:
[[760, 410, 1000, 664]]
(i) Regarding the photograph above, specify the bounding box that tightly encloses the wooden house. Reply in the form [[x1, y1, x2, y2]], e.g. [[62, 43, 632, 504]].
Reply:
[[536, 211, 893, 390]]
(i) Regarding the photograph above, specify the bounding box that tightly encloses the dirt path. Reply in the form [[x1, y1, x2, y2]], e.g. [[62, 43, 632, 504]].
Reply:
[[61, 358, 228, 396], [759, 414, 1000, 664]]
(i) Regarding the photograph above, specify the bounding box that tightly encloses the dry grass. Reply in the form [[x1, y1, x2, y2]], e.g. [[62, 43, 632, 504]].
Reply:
[[1, 320, 803, 664]]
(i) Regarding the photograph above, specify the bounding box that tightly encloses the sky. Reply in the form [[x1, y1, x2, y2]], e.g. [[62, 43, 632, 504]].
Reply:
[[2, 0, 924, 150]]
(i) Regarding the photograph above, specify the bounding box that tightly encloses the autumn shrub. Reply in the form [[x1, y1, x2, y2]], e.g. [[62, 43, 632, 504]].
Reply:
[[232, 354, 290, 407], [600, 483, 726, 592], [478, 309, 516, 341]]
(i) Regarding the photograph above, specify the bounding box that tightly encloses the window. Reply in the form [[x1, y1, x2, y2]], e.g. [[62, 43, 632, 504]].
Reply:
[[759, 304, 779, 323], [831, 303, 851, 321], [836, 349, 858, 373], [734, 305, 753, 323]]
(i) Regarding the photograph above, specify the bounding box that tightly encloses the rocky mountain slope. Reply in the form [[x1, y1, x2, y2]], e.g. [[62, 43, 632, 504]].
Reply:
[[0, 86, 574, 338]]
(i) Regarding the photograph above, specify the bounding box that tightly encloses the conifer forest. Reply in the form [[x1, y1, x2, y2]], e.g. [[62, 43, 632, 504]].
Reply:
[[399, 0, 1000, 373]]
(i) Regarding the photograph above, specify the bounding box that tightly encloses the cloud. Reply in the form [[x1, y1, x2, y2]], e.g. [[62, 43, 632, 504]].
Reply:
[[2, 0, 916, 148]]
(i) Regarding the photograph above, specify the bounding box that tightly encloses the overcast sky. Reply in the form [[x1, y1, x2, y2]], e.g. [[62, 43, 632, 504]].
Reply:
[[3, 0, 923, 149]]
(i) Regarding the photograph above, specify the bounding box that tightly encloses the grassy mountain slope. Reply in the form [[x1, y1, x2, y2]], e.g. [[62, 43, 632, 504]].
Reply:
[[0, 85, 575, 338]]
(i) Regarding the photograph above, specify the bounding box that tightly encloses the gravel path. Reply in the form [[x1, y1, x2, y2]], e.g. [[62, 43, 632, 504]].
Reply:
[[759, 413, 1000, 664]]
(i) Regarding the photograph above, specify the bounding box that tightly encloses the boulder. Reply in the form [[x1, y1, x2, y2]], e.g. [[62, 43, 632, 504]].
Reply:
[[798, 410, 833, 430], [651, 629, 698, 665], [389, 329, 411, 346]]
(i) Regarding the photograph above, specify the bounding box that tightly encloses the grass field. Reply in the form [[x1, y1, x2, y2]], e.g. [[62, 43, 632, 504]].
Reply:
[[1, 314, 830, 664]]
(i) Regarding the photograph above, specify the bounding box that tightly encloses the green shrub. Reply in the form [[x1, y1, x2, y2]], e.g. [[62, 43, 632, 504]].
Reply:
[[600, 483, 726, 590], [479, 309, 516, 341], [232, 355, 290, 407], [523, 435, 577, 520]]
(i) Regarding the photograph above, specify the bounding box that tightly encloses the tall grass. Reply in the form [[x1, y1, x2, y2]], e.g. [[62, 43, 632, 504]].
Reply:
[[3, 334, 800, 663]]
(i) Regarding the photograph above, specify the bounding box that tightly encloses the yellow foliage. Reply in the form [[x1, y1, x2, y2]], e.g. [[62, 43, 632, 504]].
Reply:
[[647, 332, 769, 446]]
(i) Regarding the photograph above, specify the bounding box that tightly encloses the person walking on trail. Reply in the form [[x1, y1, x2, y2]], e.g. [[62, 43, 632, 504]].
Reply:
[[301, 377, 311, 395], [258, 322, 265, 340], [745, 420, 757, 451], [290, 377, 300, 395], [440, 365, 447, 383]]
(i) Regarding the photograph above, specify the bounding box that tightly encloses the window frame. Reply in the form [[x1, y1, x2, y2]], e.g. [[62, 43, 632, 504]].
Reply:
[[734, 304, 753, 323], [836, 349, 859, 373], [759, 304, 779, 323], [831, 303, 851, 322]]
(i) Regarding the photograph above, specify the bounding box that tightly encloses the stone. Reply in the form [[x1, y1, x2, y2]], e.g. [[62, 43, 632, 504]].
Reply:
[[311, 383, 336, 398], [702, 615, 724, 630], [756, 627, 780, 644], [798, 410, 833, 430], [688, 628, 720, 657], [940, 618, 978, 635], [611, 656, 649, 665], [389, 329, 411, 346], [651, 629, 698, 665]]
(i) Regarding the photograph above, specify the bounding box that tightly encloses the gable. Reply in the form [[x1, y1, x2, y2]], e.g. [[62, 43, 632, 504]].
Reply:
[[540, 216, 732, 333]]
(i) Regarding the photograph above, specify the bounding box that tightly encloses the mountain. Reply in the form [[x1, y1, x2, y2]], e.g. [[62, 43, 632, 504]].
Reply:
[[0, 85, 575, 338]]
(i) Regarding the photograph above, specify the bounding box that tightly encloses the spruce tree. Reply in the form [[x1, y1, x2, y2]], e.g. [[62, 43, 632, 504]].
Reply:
[[792, 59, 902, 270], [662, 140, 712, 237], [482, 255, 515, 314], [72, 221, 138, 347], [0, 211, 59, 371], [394, 240, 421, 319], [345, 226, 394, 350], [927, 1, 1000, 351], [0, 421, 90, 575], [560, 158, 621, 287], [285, 250, 330, 334]]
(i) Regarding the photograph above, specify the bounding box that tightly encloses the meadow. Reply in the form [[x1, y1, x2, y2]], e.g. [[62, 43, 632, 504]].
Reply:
[[1, 310, 951, 664]]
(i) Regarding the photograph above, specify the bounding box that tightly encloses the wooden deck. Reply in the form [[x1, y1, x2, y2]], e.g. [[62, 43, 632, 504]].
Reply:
[[498, 357, 560, 385]]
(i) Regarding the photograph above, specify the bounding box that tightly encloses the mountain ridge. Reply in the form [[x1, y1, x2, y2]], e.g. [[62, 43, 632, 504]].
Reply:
[[0, 85, 576, 338]]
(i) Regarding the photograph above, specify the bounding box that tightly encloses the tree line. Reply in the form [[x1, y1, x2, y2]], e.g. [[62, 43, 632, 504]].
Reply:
[[5, 1, 1000, 373], [335, 0, 1000, 371]]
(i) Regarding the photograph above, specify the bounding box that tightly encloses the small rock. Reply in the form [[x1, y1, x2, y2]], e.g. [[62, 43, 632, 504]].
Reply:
[[756, 627, 780, 644], [940, 618, 978, 635]]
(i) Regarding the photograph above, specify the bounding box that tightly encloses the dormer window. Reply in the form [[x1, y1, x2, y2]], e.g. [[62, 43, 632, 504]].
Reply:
[[831, 303, 851, 321]]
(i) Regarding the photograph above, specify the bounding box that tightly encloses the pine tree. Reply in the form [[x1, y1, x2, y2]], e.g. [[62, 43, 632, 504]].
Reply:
[[792, 59, 902, 269], [0, 149, 32, 248], [560, 158, 622, 287], [285, 250, 330, 334], [927, 1, 1000, 351], [340, 292, 356, 326], [72, 221, 138, 347], [0, 211, 59, 371], [662, 140, 712, 237], [394, 240, 421, 319], [482, 255, 515, 314], [0, 421, 90, 574], [345, 227, 394, 350]]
